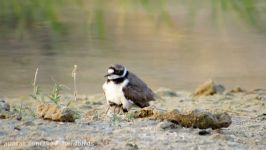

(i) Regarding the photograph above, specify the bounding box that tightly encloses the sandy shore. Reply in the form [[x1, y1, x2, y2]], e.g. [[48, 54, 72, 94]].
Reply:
[[0, 88, 265, 149]]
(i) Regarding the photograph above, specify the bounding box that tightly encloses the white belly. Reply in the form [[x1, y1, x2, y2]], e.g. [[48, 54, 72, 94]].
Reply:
[[102, 79, 129, 105]]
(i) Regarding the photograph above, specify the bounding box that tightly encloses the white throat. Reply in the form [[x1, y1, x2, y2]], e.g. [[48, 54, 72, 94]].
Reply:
[[107, 68, 128, 80]]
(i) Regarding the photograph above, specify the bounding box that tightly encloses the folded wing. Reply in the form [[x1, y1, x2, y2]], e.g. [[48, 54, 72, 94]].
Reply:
[[123, 72, 155, 108]]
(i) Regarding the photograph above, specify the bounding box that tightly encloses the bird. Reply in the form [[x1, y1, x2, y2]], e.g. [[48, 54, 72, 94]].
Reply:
[[102, 64, 155, 113]]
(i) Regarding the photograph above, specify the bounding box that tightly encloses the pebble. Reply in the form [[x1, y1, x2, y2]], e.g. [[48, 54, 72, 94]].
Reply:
[[125, 143, 138, 150], [156, 121, 176, 130], [23, 121, 35, 126], [155, 88, 177, 97], [14, 126, 21, 131], [198, 129, 211, 136], [0, 99, 10, 111], [193, 80, 225, 97], [0, 131, 7, 136], [92, 102, 103, 105]]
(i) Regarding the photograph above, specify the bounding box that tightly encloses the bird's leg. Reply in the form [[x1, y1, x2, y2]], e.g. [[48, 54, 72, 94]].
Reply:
[[106, 102, 125, 114], [105, 105, 110, 114], [114, 105, 118, 114], [121, 97, 129, 113], [106, 101, 116, 114], [114, 104, 124, 114], [117, 106, 121, 114], [117, 104, 123, 114]]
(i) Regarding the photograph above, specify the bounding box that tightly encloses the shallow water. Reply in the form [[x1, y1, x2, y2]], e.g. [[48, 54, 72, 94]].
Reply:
[[0, 0, 265, 97]]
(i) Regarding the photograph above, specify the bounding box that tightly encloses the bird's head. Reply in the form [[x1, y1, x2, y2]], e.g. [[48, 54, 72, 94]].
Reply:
[[104, 64, 128, 80]]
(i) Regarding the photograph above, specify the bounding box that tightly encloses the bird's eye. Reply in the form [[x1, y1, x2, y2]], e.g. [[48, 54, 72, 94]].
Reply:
[[117, 70, 123, 75]]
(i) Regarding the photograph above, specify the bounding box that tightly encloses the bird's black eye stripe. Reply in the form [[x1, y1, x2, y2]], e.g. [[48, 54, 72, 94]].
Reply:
[[109, 67, 115, 70]]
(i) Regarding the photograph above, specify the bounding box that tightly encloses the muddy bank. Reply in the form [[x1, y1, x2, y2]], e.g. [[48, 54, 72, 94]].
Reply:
[[0, 87, 265, 149]]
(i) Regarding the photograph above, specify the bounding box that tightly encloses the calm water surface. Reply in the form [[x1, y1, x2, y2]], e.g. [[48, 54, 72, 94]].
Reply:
[[0, 1, 265, 97]]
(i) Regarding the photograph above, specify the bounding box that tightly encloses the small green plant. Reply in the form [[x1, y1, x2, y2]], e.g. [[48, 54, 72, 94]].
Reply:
[[29, 65, 80, 110], [30, 86, 45, 102], [111, 113, 122, 124], [12, 102, 36, 120], [24, 105, 36, 118], [73, 111, 81, 120], [126, 113, 135, 122], [48, 83, 63, 105]]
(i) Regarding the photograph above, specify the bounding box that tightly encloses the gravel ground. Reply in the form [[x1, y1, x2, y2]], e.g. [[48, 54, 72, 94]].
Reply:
[[0, 88, 265, 149]]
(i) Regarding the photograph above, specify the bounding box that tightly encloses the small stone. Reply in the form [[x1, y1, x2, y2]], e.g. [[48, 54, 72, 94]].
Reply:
[[170, 108, 180, 113], [14, 126, 21, 131], [0, 100, 14, 119], [125, 143, 138, 150], [59, 108, 76, 122], [16, 116, 22, 121], [0, 131, 7, 137], [80, 105, 93, 110], [85, 109, 101, 121], [230, 87, 245, 93], [23, 121, 35, 126], [155, 88, 177, 97], [198, 129, 211, 135], [215, 84, 225, 93], [255, 113, 266, 121], [156, 121, 176, 130], [92, 102, 103, 105], [0, 99, 10, 111], [193, 80, 225, 97]]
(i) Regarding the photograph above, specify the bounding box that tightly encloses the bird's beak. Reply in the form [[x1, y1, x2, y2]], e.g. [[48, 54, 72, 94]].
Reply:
[[104, 73, 111, 77]]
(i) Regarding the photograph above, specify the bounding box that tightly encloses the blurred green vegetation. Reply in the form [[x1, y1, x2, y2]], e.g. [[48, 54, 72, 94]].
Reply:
[[0, 0, 61, 33], [0, 0, 264, 39], [209, 0, 263, 30]]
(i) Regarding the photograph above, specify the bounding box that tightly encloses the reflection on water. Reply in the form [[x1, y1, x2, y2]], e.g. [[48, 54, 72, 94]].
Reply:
[[0, 0, 265, 97]]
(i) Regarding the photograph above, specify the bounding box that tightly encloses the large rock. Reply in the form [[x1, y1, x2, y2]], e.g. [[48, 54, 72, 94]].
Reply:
[[37, 103, 76, 122], [132, 107, 231, 129], [193, 80, 225, 97]]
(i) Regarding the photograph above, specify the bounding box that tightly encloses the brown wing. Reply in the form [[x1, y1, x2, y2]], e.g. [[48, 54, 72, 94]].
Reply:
[[123, 72, 155, 108]]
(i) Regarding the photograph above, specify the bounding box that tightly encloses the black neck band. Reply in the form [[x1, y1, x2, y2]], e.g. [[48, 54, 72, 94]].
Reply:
[[107, 71, 128, 84]]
